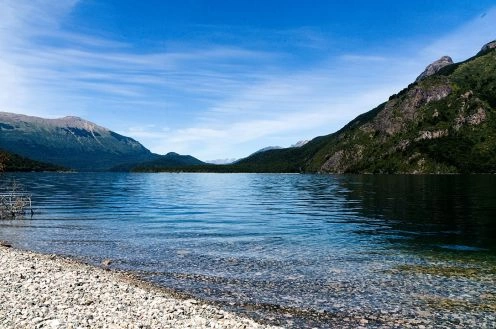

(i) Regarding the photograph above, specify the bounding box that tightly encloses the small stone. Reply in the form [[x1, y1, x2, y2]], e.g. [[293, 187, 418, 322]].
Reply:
[[101, 259, 112, 267], [0, 240, 12, 248], [44, 319, 62, 329]]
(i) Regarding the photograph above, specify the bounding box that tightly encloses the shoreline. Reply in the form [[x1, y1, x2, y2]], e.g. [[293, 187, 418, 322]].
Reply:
[[2, 244, 496, 328], [0, 244, 279, 329]]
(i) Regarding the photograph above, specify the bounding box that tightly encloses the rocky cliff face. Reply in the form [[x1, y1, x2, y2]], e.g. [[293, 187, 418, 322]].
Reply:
[[0, 112, 156, 171]]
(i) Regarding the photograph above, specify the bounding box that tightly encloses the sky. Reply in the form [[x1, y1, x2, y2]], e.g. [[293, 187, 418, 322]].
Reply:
[[0, 1, 495, 162]]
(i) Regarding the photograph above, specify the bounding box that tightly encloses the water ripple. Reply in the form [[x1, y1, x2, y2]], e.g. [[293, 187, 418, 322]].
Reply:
[[1, 172, 495, 327]]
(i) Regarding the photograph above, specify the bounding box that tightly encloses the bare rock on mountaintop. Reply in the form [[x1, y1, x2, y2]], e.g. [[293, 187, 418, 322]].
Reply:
[[480, 40, 496, 53], [415, 56, 453, 82]]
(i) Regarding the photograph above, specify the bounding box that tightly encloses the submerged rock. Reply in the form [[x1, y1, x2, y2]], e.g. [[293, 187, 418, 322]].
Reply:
[[0, 240, 12, 248]]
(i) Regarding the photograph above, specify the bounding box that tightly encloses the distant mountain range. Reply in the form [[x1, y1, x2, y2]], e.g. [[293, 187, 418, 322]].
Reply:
[[242, 140, 310, 159], [0, 113, 204, 171], [115, 152, 205, 172], [2, 40, 495, 173], [206, 158, 237, 165]]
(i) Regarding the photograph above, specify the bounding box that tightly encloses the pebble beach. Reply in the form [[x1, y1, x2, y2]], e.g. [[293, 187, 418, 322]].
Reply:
[[2, 244, 496, 328], [0, 245, 278, 329]]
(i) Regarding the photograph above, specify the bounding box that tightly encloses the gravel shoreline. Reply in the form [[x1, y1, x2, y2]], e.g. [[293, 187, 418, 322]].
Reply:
[[2, 244, 496, 329], [0, 245, 279, 329]]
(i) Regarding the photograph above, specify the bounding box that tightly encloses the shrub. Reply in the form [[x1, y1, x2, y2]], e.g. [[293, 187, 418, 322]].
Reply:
[[0, 155, 33, 219], [0, 179, 33, 219]]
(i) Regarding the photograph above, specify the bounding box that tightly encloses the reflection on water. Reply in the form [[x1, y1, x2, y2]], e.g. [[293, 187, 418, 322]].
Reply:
[[337, 175, 496, 251], [0, 173, 495, 327]]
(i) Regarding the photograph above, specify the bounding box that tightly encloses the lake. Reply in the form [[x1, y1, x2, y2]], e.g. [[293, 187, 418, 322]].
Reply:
[[1, 173, 495, 327]]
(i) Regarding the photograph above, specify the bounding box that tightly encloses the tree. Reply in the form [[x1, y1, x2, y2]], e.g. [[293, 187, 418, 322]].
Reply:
[[0, 152, 32, 219], [0, 151, 7, 173]]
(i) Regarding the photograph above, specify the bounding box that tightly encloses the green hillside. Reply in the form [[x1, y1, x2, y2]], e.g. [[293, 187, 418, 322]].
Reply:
[[120, 152, 205, 172], [0, 113, 156, 171], [0, 149, 66, 172], [231, 40, 496, 174]]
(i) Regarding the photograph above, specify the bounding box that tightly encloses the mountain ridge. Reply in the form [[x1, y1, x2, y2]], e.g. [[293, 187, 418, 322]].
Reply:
[[0, 112, 157, 171]]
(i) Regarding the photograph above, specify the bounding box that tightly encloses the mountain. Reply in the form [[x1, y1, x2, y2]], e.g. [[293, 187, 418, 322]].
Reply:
[[0, 149, 66, 172], [251, 146, 283, 155], [129, 152, 205, 172], [231, 141, 308, 167], [0, 113, 157, 171], [291, 140, 310, 148], [233, 40, 496, 174], [251, 140, 309, 155], [206, 158, 237, 165]]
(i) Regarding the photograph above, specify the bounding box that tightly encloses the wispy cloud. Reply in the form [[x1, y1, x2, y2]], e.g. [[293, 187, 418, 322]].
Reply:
[[0, 0, 281, 119], [0, 1, 494, 160], [339, 55, 387, 63], [124, 64, 411, 159], [123, 6, 496, 160]]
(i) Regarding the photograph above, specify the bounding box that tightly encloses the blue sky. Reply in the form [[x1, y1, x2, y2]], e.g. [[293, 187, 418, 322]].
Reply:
[[1, 1, 495, 161]]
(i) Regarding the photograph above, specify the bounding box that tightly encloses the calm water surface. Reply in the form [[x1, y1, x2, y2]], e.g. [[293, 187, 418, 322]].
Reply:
[[1, 173, 495, 326]]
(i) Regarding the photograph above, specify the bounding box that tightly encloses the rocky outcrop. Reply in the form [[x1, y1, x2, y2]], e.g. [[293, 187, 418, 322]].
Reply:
[[454, 108, 487, 130], [321, 145, 365, 173], [366, 83, 452, 136], [415, 56, 453, 82], [480, 40, 496, 53], [321, 150, 345, 173], [415, 129, 449, 142]]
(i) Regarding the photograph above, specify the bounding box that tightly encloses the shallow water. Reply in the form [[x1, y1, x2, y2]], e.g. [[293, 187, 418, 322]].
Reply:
[[1, 173, 495, 327]]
